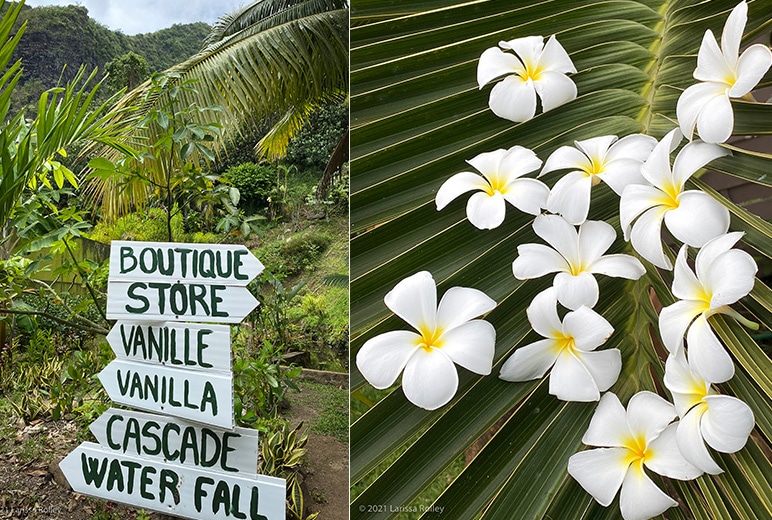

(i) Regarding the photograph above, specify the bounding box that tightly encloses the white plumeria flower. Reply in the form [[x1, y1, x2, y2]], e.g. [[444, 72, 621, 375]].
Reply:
[[540, 134, 657, 225], [435, 146, 548, 229], [499, 288, 620, 402], [676, 1, 772, 143], [355, 271, 496, 410], [568, 392, 702, 520], [512, 214, 645, 310], [477, 35, 577, 122], [619, 128, 730, 269], [659, 232, 757, 383], [664, 351, 755, 475]]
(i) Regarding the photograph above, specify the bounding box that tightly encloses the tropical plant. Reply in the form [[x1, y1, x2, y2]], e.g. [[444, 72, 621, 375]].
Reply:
[[83, 0, 349, 218], [350, 1, 772, 519]]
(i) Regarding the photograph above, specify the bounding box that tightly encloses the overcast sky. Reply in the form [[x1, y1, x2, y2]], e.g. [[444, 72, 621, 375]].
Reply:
[[25, 0, 245, 35]]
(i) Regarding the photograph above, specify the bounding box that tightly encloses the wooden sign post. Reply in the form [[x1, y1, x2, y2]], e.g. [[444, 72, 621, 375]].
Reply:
[[60, 241, 287, 519]]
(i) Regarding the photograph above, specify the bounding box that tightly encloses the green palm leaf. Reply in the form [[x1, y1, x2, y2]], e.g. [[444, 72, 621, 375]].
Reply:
[[350, 0, 772, 518], [84, 0, 348, 217]]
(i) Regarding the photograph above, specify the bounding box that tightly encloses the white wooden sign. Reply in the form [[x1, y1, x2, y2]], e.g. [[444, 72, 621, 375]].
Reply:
[[60, 442, 286, 520], [109, 241, 264, 285], [106, 281, 259, 323], [99, 360, 234, 429], [90, 408, 259, 475], [107, 321, 231, 371]]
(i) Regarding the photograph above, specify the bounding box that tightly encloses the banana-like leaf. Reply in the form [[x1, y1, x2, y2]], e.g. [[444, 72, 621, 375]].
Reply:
[[350, 0, 772, 518]]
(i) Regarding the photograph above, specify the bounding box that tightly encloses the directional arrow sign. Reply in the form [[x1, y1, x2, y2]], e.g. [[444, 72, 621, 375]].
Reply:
[[99, 359, 234, 429], [60, 442, 285, 520], [106, 281, 259, 323], [90, 408, 258, 475], [107, 321, 232, 371], [109, 241, 264, 285]]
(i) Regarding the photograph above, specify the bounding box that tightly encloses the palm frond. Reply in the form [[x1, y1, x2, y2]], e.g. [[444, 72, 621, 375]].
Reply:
[[350, 0, 772, 518]]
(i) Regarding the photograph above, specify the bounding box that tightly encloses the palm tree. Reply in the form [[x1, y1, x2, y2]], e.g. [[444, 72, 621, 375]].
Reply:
[[350, 1, 771, 518], [84, 0, 349, 218]]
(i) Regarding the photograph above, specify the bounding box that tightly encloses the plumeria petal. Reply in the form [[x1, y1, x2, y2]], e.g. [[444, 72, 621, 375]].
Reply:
[[645, 423, 703, 480], [562, 306, 614, 351], [437, 286, 497, 332], [671, 245, 703, 301], [626, 391, 676, 444], [639, 128, 681, 187], [550, 352, 601, 401], [730, 44, 772, 96], [539, 34, 577, 73], [402, 348, 459, 410], [619, 184, 663, 239], [435, 171, 491, 210], [384, 271, 437, 332], [596, 159, 648, 195], [619, 465, 678, 520], [663, 351, 708, 417], [356, 331, 421, 389], [513, 243, 571, 279], [577, 220, 616, 264], [499, 338, 559, 381], [630, 205, 671, 269], [533, 214, 580, 265], [466, 190, 506, 229], [666, 190, 730, 247], [722, 2, 745, 68], [705, 249, 757, 308], [525, 287, 563, 338], [701, 394, 754, 453], [677, 82, 724, 141], [582, 392, 630, 447], [671, 141, 730, 189], [695, 231, 743, 281], [554, 271, 598, 310], [540, 145, 590, 175], [579, 349, 622, 393], [497, 145, 543, 176], [695, 29, 733, 83], [605, 133, 658, 163], [687, 314, 734, 383], [502, 178, 550, 215], [574, 135, 618, 160], [466, 148, 508, 175], [695, 90, 734, 144], [545, 170, 592, 225], [488, 75, 537, 122], [677, 405, 724, 474], [500, 35, 544, 64], [589, 254, 645, 280], [568, 448, 629, 506], [658, 299, 705, 354], [535, 70, 577, 111], [477, 46, 520, 87], [438, 320, 496, 375]]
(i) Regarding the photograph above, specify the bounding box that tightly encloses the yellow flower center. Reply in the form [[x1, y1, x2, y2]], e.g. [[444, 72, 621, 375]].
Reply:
[[416, 325, 444, 352], [520, 60, 543, 82], [483, 175, 508, 196], [583, 156, 605, 176], [623, 434, 653, 474], [552, 334, 578, 355], [568, 262, 585, 276], [695, 286, 713, 313], [656, 182, 681, 210]]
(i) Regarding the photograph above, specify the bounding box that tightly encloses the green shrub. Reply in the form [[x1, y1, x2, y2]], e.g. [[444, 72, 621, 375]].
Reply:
[[280, 233, 332, 276], [89, 207, 184, 242], [222, 162, 276, 211]]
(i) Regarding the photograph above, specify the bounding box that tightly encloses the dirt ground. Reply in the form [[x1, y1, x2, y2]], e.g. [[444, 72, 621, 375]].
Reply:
[[0, 378, 348, 520]]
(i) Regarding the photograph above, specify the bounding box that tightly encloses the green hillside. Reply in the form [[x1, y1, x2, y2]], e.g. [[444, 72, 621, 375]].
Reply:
[[4, 2, 210, 113]]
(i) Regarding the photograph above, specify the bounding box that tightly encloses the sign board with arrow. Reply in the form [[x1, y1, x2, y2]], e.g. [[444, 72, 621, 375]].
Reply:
[[61, 442, 285, 520], [98, 359, 234, 429]]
